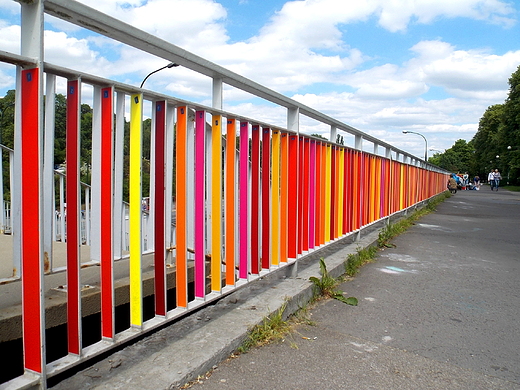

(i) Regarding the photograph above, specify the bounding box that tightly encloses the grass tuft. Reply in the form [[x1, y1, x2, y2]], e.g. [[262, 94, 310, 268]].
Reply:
[[238, 302, 290, 353]]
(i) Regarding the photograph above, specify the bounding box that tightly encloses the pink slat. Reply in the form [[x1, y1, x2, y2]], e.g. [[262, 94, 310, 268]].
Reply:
[[195, 111, 206, 298], [154, 101, 166, 314], [261, 127, 271, 269], [251, 125, 260, 274], [100, 87, 114, 339], [239, 122, 249, 279]]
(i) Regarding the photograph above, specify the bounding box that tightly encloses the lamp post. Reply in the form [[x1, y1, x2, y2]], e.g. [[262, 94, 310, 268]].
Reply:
[[140, 62, 179, 89], [402, 130, 428, 161]]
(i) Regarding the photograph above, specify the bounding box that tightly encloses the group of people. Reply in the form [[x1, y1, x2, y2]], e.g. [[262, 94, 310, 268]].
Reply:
[[447, 169, 501, 194], [488, 168, 502, 191]]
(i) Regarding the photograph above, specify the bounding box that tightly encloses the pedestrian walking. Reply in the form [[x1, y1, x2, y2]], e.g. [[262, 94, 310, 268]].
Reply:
[[493, 169, 502, 191], [488, 169, 495, 190]]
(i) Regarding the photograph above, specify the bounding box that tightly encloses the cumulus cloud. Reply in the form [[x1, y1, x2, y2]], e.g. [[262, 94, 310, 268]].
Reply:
[[1, 0, 519, 156], [409, 41, 520, 95]]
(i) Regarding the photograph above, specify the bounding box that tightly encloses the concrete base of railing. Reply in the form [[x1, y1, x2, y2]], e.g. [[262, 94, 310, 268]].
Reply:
[[47, 212, 407, 390], [1, 201, 429, 389]]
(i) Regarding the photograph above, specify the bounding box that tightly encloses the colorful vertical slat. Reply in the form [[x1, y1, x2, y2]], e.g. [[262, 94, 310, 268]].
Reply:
[[330, 146, 336, 238], [211, 115, 222, 292], [261, 127, 271, 269], [66, 79, 81, 355], [154, 101, 166, 316], [309, 140, 316, 249], [287, 135, 298, 259], [250, 125, 260, 274], [324, 145, 331, 242], [239, 121, 249, 279], [129, 94, 143, 327], [315, 142, 322, 247], [337, 148, 344, 237], [176, 106, 188, 307], [195, 110, 206, 298], [280, 133, 288, 263], [21, 68, 44, 373], [100, 87, 114, 338], [225, 119, 236, 285], [271, 130, 280, 266], [302, 138, 310, 251], [297, 137, 303, 254], [320, 143, 327, 243]]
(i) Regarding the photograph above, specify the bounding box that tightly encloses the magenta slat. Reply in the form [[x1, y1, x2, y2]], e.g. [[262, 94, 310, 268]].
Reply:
[[239, 121, 249, 279], [195, 110, 206, 298]]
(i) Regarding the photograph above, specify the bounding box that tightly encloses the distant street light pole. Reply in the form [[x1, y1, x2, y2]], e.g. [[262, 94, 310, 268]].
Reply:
[[403, 130, 428, 161], [140, 62, 179, 89]]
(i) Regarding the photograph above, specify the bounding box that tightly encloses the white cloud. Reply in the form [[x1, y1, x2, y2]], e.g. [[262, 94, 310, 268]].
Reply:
[[0, 23, 19, 53], [1, 0, 518, 158]]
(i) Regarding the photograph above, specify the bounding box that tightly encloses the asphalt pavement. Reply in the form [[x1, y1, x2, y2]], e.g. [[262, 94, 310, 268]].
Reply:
[[50, 188, 520, 390], [190, 188, 520, 390]]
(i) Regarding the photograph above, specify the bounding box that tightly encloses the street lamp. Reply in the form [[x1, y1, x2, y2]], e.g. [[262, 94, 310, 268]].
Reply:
[[402, 130, 428, 161], [140, 62, 179, 89]]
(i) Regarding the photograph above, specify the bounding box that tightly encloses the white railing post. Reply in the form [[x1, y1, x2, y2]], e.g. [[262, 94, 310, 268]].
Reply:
[[329, 125, 337, 143], [355, 134, 363, 151]]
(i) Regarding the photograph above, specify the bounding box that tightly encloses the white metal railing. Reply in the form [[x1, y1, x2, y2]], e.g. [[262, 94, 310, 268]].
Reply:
[[0, 1, 450, 389]]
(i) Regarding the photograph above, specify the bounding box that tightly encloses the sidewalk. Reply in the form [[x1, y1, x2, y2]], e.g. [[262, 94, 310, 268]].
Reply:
[[50, 189, 520, 390]]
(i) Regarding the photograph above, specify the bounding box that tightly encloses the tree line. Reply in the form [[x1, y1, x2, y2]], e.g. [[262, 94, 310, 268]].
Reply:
[[429, 65, 520, 185]]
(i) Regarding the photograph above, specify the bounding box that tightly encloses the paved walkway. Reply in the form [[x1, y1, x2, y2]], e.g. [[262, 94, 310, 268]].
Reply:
[[50, 189, 520, 390]]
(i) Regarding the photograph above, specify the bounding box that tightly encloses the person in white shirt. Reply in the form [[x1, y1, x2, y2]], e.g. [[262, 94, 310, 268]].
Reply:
[[488, 169, 495, 190]]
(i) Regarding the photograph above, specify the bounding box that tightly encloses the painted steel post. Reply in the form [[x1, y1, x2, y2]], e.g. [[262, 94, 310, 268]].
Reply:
[[261, 127, 271, 269], [100, 87, 115, 338], [66, 79, 82, 355], [194, 110, 206, 299], [129, 93, 143, 328], [176, 106, 188, 307], [154, 101, 167, 316], [211, 114, 222, 292], [239, 121, 249, 279], [225, 119, 237, 285]]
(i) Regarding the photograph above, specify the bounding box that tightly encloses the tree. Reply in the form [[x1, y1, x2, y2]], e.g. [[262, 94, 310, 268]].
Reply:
[[470, 65, 520, 184], [500, 65, 520, 184], [426, 139, 474, 173]]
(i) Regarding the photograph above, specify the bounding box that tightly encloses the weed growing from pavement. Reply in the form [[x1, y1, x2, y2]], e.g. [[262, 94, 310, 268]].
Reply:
[[238, 302, 291, 353], [345, 246, 378, 277], [310, 258, 359, 306], [377, 192, 449, 249]]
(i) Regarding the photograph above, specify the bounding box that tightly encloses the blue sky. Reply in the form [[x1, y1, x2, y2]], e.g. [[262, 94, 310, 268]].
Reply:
[[1, 0, 519, 158]]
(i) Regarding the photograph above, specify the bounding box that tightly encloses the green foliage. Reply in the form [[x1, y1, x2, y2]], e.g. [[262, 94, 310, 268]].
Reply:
[[310, 258, 358, 305], [429, 66, 520, 184], [377, 193, 448, 249], [469, 65, 520, 184], [428, 139, 474, 173], [345, 246, 378, 276], [238, 302, 290, 353]]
